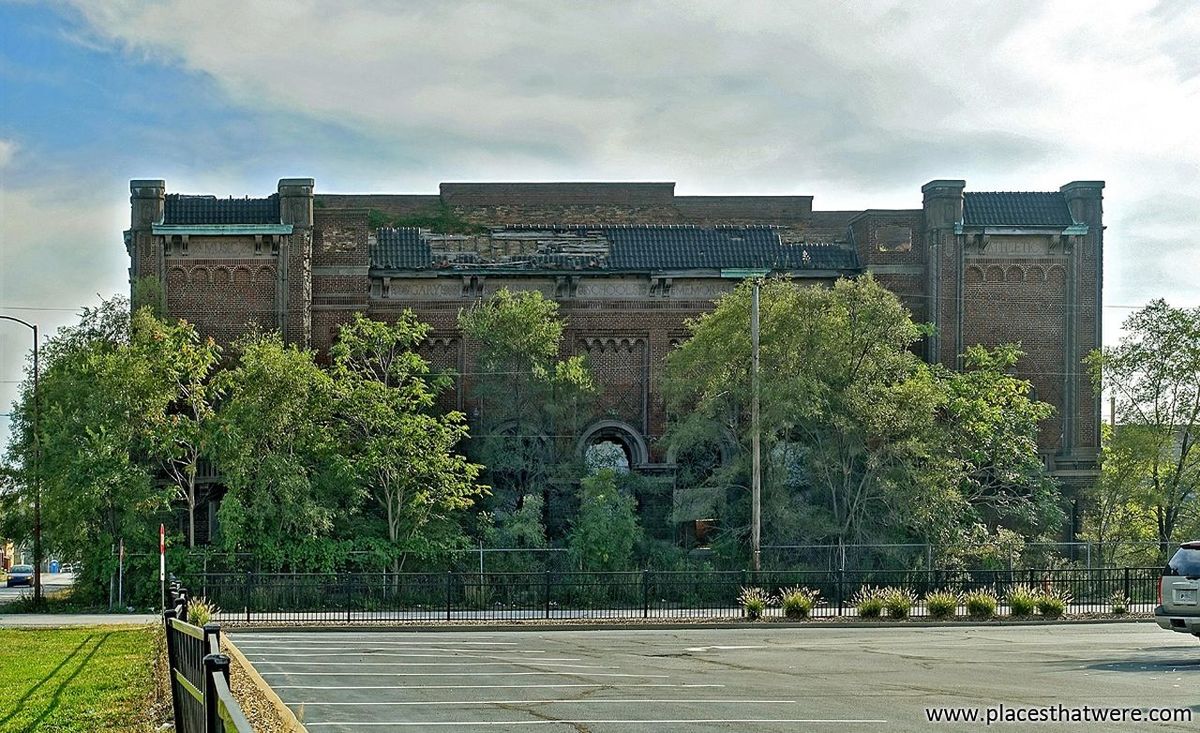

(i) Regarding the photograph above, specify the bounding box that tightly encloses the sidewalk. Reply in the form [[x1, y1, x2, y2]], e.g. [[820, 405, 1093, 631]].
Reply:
[[0, 613, 160, 627]]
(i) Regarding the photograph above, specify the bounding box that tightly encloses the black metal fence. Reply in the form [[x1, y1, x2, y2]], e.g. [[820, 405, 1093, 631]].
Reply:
[[164, 587, 254, 733], [179, 567, 1162, 624]]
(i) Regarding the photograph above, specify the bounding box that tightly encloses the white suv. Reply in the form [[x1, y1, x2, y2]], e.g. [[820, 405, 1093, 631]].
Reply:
[[1155, 542, 1200, 639]]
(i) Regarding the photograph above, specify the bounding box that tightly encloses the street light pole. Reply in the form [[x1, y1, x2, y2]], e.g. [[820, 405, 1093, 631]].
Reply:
[[1, 315, 41, 604], [750, 280, 762, 573]]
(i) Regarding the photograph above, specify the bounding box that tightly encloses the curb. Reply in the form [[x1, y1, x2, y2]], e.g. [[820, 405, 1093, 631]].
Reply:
[[224, 636, 309, 733], [225, 616, 1155, 634]]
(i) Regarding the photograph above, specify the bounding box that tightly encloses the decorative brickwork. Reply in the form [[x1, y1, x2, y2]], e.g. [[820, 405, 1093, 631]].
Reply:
[[128, 177, 1103, 492]]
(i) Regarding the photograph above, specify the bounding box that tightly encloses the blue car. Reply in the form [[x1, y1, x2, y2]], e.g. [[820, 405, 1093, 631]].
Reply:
[[6, 565, 34, 587]]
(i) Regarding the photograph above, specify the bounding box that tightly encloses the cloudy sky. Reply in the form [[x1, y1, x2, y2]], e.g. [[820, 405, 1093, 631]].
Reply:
[[1, 0, 1198, 446]]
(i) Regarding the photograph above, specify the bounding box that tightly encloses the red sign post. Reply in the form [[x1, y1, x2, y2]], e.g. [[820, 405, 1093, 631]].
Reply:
[[159, 523, 166, 611]]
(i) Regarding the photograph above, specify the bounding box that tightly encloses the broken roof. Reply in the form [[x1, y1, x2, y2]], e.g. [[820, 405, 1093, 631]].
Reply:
[[372, 225, 859, 273]]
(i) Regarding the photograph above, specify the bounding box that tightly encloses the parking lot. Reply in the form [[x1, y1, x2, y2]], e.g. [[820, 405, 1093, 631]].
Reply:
[[230, 624, 1200, 732], [0, 571, 74, 605]]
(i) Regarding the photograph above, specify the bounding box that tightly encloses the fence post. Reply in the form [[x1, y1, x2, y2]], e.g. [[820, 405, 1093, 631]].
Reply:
[[244, 570, 253, 623], [163, 609, 184, 733], [345, 573, 353, 624], [642, 570, 650, 619], [836, 568, 845, 616], [445, 571, 453, 622], [202, 653, 231, 732], [544, 570, 551, 620], [203, 622, 221, 656], [1123, 567, 1131, 604]]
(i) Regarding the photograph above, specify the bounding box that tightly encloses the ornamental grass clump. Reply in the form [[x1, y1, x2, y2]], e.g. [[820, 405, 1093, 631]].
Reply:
[[965, 589, 999, 620], [187, 597, 220, 627], [1109, 591, 1129, 616], [853, 586, 885, 619], [1005, 584, 1038, 618], [779, 586, 821, 620], [1036, 587, 1072, 619], [924, 590, 959, 619], [881, 587, 917, 619], [739, 586, 773, 621]]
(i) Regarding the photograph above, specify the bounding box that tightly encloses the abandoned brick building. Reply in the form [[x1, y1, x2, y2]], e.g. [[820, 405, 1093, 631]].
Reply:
[[126, 177, 1104, 540]]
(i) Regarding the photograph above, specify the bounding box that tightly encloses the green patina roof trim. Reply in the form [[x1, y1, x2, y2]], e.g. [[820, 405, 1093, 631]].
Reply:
[[152, 224, 294, 235]]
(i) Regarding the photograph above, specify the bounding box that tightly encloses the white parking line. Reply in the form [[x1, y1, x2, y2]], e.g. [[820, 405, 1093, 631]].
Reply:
[[258, 671, 669, 678], [269, 684, 723, 690], [296, 699, 797, 706], [304, 720, 888, 727], [235, 636, 520, 645], [254, 661, 615, 668], [248, 653, 582, 661]]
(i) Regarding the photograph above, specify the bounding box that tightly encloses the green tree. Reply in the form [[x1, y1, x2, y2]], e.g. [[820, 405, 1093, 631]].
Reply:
[[332, 313, 486, 572], [1, 299, 171, 604], [1086, 300, 1200, 559], [937, 345, 1062, 543], [213, 331, 353, 568], [567, 469, 641, 571], [665, 276, 947, 551], [1081, 424, 1159, 566], [665, 277, 1062, 563], [458, 289, 595, 516], [138, 314, 223, 547], [477, 493, 549, 573]]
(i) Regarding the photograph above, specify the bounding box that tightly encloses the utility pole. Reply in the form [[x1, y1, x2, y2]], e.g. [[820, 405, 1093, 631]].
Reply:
[[1, 316, 41, 604], [751, 280, 762, 573]]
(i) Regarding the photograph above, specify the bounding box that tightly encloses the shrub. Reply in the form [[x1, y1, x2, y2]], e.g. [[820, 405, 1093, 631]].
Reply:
[[965, 589, 999, 619], [739, 586, 773, 620], [881, 587, 916, 619], [187, 597, 220, 627], [925, 590, 959, 619], [1005, 584, 1038, 618], [1109, 591, 1129, 615], [779, 586, 821, 620], [1036, 588, 1072, 619], [853, 586, 884, 619]]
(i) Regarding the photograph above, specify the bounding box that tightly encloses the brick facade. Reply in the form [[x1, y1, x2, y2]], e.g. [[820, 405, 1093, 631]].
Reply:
[[127, 177, 1103, 493]]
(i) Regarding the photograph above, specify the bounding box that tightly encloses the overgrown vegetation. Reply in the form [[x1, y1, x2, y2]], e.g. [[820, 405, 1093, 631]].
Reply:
[[368, 204, 489, 234], [664, 276, 1065, 567]]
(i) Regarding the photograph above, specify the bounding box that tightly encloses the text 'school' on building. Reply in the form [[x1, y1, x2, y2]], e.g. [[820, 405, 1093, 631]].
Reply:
[[127, 177, 1103, 537]]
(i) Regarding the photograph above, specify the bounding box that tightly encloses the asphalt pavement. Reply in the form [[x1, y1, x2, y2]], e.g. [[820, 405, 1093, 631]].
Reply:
[[230, 622, 1200, 732]]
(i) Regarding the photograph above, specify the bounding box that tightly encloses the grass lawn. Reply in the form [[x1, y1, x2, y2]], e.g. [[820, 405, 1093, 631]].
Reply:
[[0, 626, 167, 732]]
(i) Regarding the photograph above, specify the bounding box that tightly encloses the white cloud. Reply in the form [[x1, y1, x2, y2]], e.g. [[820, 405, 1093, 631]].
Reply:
[[13, 1, 1200, 319], [0, 139, 16, 169]]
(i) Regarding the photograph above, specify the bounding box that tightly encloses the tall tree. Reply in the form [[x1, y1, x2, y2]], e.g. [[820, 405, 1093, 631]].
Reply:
[[138, 314, 223, 547], [937, 345, 1062, 540], [0, 299, 170, 604], [458, 289, 595, 514], [1087, 300, 1200, 558], [332, 313, 485, 572], [665, 276, 1062, 562], [665, 276, 947, 550], [213, 331, 353, 567]]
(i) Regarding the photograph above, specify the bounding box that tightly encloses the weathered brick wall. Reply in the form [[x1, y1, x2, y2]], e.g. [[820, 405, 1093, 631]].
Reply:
[[311, 208, 371, 354], [164, 252, 278, 344], [962, 256, 1069, 449]]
